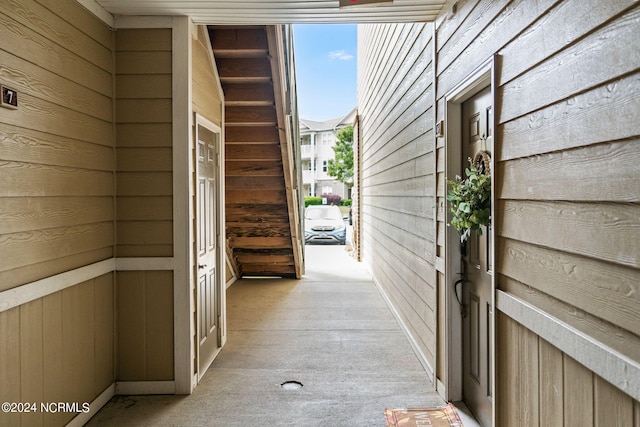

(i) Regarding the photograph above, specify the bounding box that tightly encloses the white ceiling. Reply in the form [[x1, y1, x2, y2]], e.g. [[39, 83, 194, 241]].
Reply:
[[94, 0, 448, 24]]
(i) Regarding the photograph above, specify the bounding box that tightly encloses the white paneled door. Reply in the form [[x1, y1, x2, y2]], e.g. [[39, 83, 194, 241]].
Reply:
[[196, 120, 221, 380]]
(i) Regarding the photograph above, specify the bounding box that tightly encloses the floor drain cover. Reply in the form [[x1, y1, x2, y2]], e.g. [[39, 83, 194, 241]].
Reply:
[[281, 381, 303, 390]]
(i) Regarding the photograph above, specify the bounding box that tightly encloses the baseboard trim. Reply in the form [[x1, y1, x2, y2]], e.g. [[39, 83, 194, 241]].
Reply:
[[225, 276, 238, 289], [66, 383, 115, 427], [115, 381, 176, 395], [436, 379, 447, 400], [367, 263, 436, 384], [65, 381, 178, 425]]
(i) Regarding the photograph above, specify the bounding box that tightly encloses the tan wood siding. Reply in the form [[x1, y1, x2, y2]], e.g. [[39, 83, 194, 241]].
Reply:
[[193, 26, 223, 124], [358, 23, 437, 373], [0, 127, 114, 171], [0, 0, 115, 291], [0, 223, 114, 285], [117, 271, 174, 381], [0, 274, 114, 427], [0, 3, 112, 98], [497, 312, 639, 426], [115, 28, 173, 257], [434, 0, 640, 420]]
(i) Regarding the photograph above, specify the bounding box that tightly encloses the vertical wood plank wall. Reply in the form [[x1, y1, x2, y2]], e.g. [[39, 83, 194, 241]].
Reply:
[[0, 274, 114, 427], [115, 28, 175, 381], [433, 0, 640, 424], [357, 23, 437, 374], [0, 1, 116, 426], [117, 271, 174, 381]]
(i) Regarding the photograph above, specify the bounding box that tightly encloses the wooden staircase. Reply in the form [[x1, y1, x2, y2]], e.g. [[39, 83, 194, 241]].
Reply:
[[209, 26, 303, 279]]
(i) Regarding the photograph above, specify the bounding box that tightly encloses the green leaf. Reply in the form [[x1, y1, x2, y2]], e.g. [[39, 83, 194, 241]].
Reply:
[[446, 158, 492, 242]]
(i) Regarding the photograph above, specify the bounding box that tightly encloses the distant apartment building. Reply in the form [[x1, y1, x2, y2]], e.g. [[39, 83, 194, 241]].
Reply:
[[300, 108, 356, 199]]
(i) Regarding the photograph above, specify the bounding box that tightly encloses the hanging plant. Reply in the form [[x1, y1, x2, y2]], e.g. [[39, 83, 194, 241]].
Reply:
[[446, 152, 492, 242]]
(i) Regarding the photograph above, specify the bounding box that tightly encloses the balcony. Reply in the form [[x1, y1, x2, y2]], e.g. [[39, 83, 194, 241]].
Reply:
[[301, 144, 315, 159]]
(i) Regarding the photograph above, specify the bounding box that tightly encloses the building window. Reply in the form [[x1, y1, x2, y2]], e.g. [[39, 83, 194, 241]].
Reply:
[[322, 186, 333, 195], [321, 132, 333, 145], [323, 160, 328, 172]]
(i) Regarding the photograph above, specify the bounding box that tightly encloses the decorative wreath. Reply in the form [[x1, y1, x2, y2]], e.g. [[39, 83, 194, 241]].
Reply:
[[472, 150, 491, 176], [446, 150, 492, 243]]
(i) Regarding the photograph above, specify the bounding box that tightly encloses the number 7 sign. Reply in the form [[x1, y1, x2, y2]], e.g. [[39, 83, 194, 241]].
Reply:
[[1, 86, 18, 109]]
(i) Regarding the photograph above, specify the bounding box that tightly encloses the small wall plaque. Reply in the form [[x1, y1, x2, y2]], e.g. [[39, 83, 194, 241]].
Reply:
[[435, 120, 444, 137], [1, 86, 18, 109]]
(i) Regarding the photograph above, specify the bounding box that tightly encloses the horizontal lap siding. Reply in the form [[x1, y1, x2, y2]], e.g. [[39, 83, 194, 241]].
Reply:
[[0, 3, 116, 426], [193, 26, 223, 125], [358, 23, 437, 375], [0, 0, 115, 291], [436, 0, 640, 423], [115, 28, 173, 257]]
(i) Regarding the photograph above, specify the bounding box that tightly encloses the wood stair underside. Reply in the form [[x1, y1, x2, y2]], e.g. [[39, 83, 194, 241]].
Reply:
[[209, 26, 297, 278]]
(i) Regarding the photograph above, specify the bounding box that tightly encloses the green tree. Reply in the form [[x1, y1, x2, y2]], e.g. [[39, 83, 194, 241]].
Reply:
[[327, 125, 354, 186]]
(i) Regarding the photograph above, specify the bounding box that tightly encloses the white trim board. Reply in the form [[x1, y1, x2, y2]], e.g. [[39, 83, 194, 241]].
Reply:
[[115, 381, 176, 395], [0, 259, 115, 313], [66, 383, 115, 427], [0, 258, 178, 313], [78, 0, 176, 30], [497, 290, 640, 402], [171, 15, 195, 395], [442, 56, 496, 403], [65, 381, 175, 426], [75, 0, 114, 28]]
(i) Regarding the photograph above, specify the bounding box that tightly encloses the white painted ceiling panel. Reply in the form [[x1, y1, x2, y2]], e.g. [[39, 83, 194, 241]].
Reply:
[[95, 0, 447, 23]]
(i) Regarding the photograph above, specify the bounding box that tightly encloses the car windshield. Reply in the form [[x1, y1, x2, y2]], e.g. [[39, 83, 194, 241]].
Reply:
[[305, 206, 342, 220]]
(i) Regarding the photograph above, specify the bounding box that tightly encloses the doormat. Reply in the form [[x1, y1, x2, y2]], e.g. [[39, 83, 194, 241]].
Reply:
[[385, 403, 464, 427]]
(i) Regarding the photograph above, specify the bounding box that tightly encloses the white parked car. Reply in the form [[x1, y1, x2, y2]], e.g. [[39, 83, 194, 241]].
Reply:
[[304, 205, 346, 245]]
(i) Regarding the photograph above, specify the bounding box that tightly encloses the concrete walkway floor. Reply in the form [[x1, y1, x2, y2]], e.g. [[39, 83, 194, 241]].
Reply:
[[87, 245, 444, 426]]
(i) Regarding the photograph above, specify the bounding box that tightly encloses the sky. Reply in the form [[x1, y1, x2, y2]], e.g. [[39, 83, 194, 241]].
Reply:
[[293, 24, 357, 122]]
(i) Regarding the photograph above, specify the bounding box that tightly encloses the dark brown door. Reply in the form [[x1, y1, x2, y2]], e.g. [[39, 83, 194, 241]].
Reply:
[[461, 86, 493, 427]]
